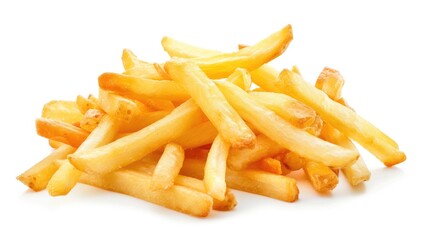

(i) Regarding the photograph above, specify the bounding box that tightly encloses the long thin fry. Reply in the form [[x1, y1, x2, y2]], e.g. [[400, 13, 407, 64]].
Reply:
[[174, 121, 218, 149], [277, 69, 405, 166], [161, 37, 221, 58], [69, 99, 206, 175], [165, 60, 255, 148], [36, 118, 89, 148], [151, 143, 185, 191]]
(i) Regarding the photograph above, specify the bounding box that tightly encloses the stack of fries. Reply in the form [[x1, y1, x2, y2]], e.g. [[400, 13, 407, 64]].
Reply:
[[17, 24, 406, 217]]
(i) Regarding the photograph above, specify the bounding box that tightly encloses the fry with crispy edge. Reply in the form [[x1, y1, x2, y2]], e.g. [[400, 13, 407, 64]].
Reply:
[[79, 169, 212, 217], [303, 161, 339, 192], [250, 157, 283, 175], [165, 60, 255, 148], [151, 143, 185, 191], [277, 69, 405, 166], [282, 152, 306, 171], [16, 145, 76, 191], [36, 118, 89, 148], [80, 108, 105, 132], [122, 49, 169, 80], [216, 81, 359, 168], [204, 135, 230, 201], [76, 94, 100, 114], [69, 99, 207, 175], [161, 37, 221, 58], [315, 67, 345, 101], [47, 115, 118, 196]]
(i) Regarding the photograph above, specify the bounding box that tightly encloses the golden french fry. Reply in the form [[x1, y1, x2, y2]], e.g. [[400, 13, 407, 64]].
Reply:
[[47, 115, 118, 196], [42, 100, 83, 124], [315, 67, 345, 101], [216, 81, 359, 168], [165, 60, 255, 148], [277, 69, 405, 166], [282, 152, 306, 171], [122, 49, 169, 80], [250, 157, 282, 175], [174, 121, 218, 149], [99, 72, 189, 102], [98, 90, 150, 121], [117, 110, 171, 133], [204, 135, 230, 201], [36, 118, 89, 148], [161, 36, 221, 58], [151, 143, 185, 191], [79, 169, 213, 217], [16, 145, 76, 191], [226, 68, 252, 91], [76, 95, 100, 114], [79, 108, 105, 132], [69, 99, 206, 175], [49, 139, 64, 149], [303, 161, 339, 192], [228, 134, 285, 170]]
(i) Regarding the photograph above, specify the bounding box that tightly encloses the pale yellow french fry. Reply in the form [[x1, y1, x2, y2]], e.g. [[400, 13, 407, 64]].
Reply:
[[315, 67, 345, 101], [248, 64, 280, 92], [122, 49, 169, 80], [99, 72, 189, 102], [165, 60, 255, 148], [151, 143, 185, 191], [216, 81, 359, 168], [47, 115, 118, 196], [42, 100, 83, 124], [36, 118, 89, 148], [174, 121, 217, 149], [69, 99, 207, 175], [249, 91, 321, 133], [16, 145, 76, 191], [226, 68, 252, 91], [76, 95, 100, 114], [227, 134, 285, 170], [79, 169, 212, 217], [303, 161, 339, 192], [80, 108, 105, 132], [161, 37, 221, 58], [277, 69, 405, 166], [204, 135, 230, 201]]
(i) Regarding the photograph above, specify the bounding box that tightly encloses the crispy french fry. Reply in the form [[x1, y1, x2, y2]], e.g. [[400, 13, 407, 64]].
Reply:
[[282, 152, 306, 171], [16, 145, 76, 191], [76, 95, 100, 114], [36, 118, 89, 148], [216, 81, 359, 168], [228, 134, 285, 170], [122, 49, 169, 80], [98, 90, 150, 120], [277, 69, 405, 166], [47, 115, 118, 196], [69, 99, 207, 175], [174, 121, 218, 149], [161, 37, 221, 58], [250, 157, 282, 175], [303, 161, 339, 192], [80, 108, 105, 132], [99, 72, 189, 102], [117, 110, 171, 133], [204, 135, 230, 201], [165, 60, 255, 148], [42, 100, 83, 124], [315, 67, 344, 101], [79, 169, 212, 217], [151, 143, 185, 191], [249, 91, 321, 132], [226, 68, 252, 91]]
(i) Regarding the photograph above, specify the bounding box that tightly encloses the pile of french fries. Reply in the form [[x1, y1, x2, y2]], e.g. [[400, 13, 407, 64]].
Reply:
[[17, 24, 406, 217]]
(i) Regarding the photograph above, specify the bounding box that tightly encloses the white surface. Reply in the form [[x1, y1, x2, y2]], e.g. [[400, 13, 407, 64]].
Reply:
[[1, 0, 428, 239]]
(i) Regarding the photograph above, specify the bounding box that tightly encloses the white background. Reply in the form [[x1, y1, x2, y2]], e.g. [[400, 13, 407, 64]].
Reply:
[[1, 0, 428, 239]]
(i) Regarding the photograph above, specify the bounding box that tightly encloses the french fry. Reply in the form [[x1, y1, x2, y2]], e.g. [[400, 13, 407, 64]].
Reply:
[[181, 153, 299, 202], [79, 169, 213, 217], [249, 91, 321, 133], [122, 49, 169, 80], [226, 68, 252, 91], [282, 152, 306, 171], [76, 94, 100, 114], [99, 72, 189, 102], [151, 143, 185, 191], [165, 60, 255, 148], [69, 99, 207, 175], [315, 67, 344, 101], [16, 145, 76, 191], [79, 108, 105, 132], [277, 69, 405, 166], [42, 100, 83, 124], [48, 139, 64, 149], [47, 115, 118, 196], [228, 134, 285, 170], [250, 157, 282, 175], [116, 110, 171, 133], [98, 90, 150, 121], [216, 81, 359, 168], [36, 118, 89, 148], [303, 161, 339, 192], [174, 121, 218, 149], [161, 36, 221, 58], [204, 135, 230, 201]]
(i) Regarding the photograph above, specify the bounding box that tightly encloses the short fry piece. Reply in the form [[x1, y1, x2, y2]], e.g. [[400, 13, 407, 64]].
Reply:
[[16, 145, 76, 191], [42, 100, 83, 124], [151, 143, 185, 191], [204, 135, 230, 201], [80, 109, 105, 132], [315, 67, 345, 101], [80, 169, 212, 217], [165, 60, 255, 148], [282, 152, 306, 171], [216, 81, 359, 168], [36, 118, 89, 148], [303, 161, 339, 192], [122, 49, 169, 80], [277, 69, 405, 166], [69, 100, 206, 175], [250, 157, 282, 175]]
